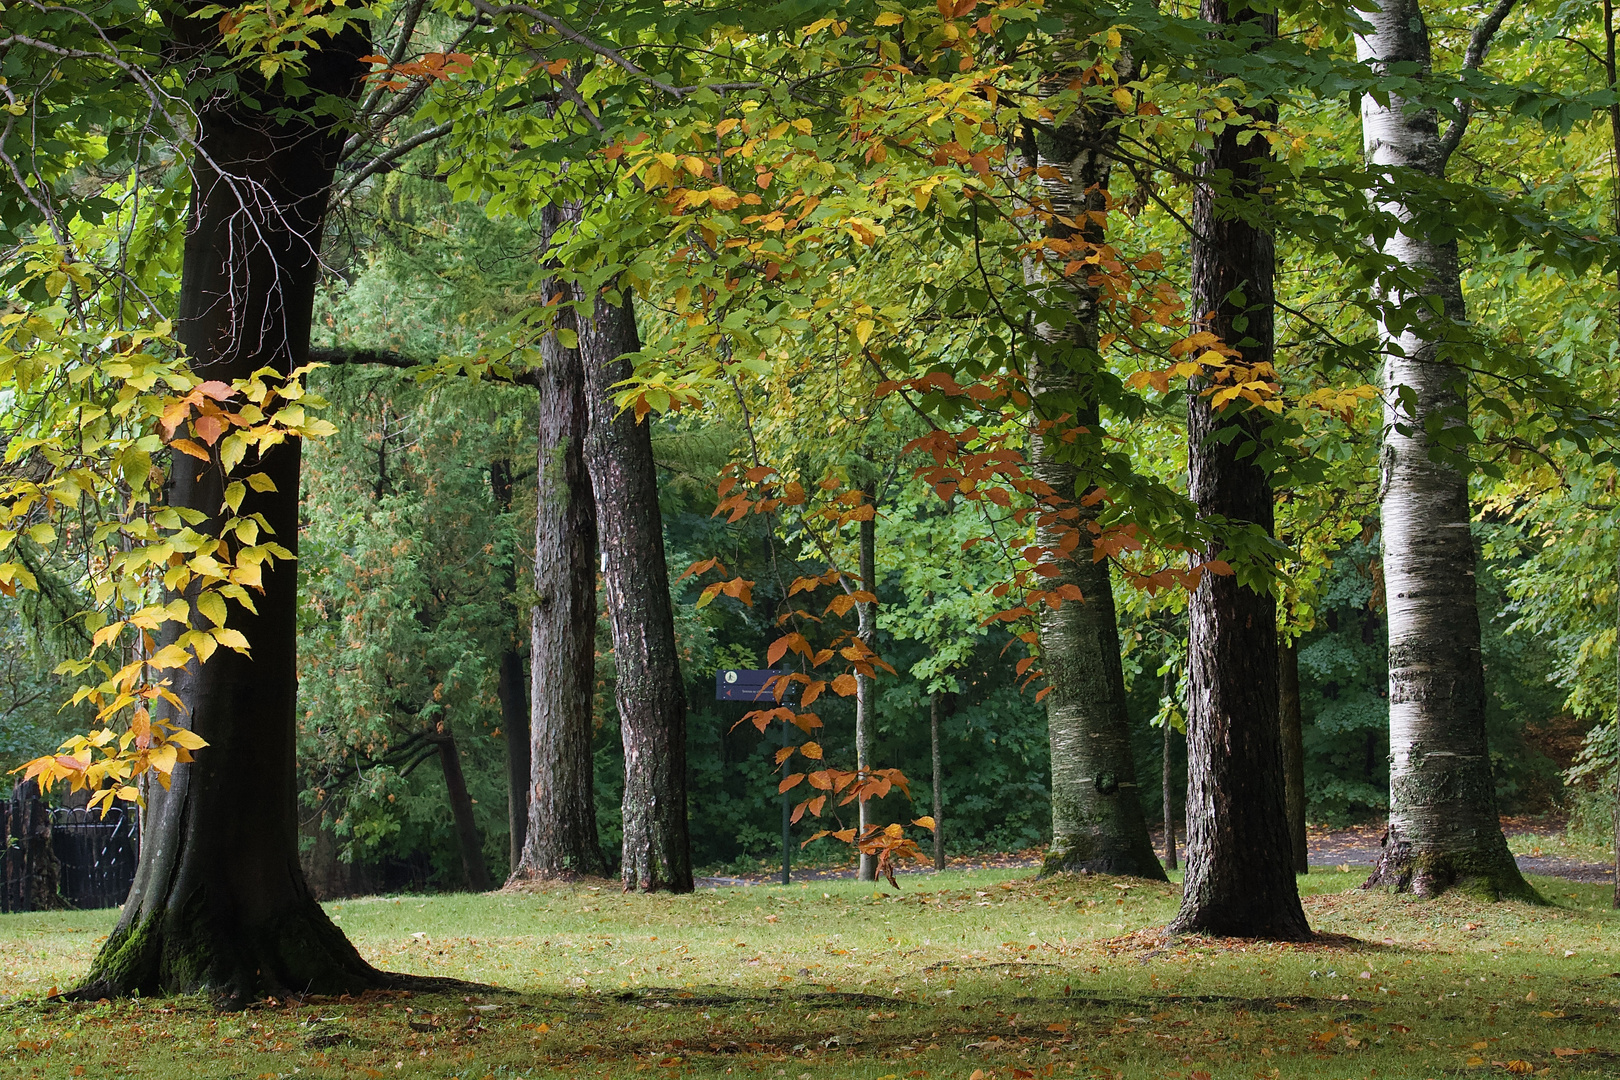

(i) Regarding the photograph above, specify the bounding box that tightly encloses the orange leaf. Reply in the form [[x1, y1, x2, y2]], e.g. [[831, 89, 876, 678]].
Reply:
[[830, 673, 858, 697], [779, 773, 805, 793]]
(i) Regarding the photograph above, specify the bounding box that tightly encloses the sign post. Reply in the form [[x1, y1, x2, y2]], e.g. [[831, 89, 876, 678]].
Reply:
[[716, 669, 795, 885]]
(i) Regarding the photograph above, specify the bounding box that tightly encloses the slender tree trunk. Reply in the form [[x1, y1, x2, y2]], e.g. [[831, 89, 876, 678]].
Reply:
[[1356, 0, 1533, 902], [1604, 0, 1620, 912], [76, 29, 389, 1002], [1162, 667, 1177, 872], [1027, 49, 1165, 882], [579, 289, 693, 893], [930, 689, 946, 872], [1168, 0, 1309, 941], [513, 234, 607, 881], [498, 643, 529, 876], [1278, 636, 1309, 875], [855, 482, 878, 882], [433, 727, 492, 891], [489, 459, 532, 879]]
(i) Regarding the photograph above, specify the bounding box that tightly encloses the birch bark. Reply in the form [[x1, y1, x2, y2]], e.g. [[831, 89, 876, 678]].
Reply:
[[1355, 0, 1533, 900]]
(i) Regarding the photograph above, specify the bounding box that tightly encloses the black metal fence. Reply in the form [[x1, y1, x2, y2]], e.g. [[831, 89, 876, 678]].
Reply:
[[0, 786, 140, 912]]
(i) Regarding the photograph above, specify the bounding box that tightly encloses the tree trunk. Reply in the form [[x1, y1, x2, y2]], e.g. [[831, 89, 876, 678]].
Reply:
[[930, 689, 946, 872], [498, 639, 529, 877], [1602, 0, 1619, 912], [1162, 668, 1177, 872], [513, 248, 607, 881], [579, 289, 693, 893], [489, 459, 532, 879], [1168, 0, 1310, 941], [433, 728, 492, 891], [76, 30, 389, 1002], [1278, 636, 1308, 875], [855, 482, 878, 882], [1355, 0, 1533, 902], [1027, 47, 1164, 882]]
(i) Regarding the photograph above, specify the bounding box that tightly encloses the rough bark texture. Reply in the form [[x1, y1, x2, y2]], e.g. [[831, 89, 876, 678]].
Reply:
[[433, 728, 492, 891], [1355, 0, 1533, 902], [1028, 52, 1164, 882], [579, 291, 693, 893], [855, 483, 878, 882], [1279, 637, 1309, 875], [513, 270, 607, 882], [1168, 0, 1310, 941], [76, 27, 391, 1001]]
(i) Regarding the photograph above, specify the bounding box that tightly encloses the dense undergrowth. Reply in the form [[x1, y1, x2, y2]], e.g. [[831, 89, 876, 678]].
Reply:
[[1, 868, 1616, 1078]]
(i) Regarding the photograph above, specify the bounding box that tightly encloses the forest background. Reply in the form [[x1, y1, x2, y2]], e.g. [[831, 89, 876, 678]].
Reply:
[[0, 0, 1618, 899]]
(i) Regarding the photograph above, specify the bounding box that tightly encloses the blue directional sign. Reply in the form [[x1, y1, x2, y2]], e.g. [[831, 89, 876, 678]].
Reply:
[[715, 668, 795, 702]]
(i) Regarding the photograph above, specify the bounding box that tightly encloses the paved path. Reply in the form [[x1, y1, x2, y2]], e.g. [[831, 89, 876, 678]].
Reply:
[[696, 819, 1613, 888]]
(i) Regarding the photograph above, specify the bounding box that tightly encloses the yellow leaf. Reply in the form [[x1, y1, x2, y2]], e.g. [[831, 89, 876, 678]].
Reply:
[[246, 472, 277, 493], [212, 626, 250, 652], [148, 643, 192, 670], [874, 11, 904, 24], [1111, 87, 1133, 113], [855, 320, 875, 347], [196, 590, 227, 628], [149, 743, 179, 774], [223, 480, 246, 513], [165, 727, 208, 751]]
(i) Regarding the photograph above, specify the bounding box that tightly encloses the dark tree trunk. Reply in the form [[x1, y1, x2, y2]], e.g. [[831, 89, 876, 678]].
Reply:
[[855, 482, 878, 882], [489, 459, 532, 878], [1168, 0, 1309, 941], [433, 728, 492, 891], [1162, 667, 1177, 872], [1027, 47, 1164, 882], [513, 249, 607, 881], [1278, 636, 1308, 875], [76, 29, 390, 1002], [498, 650, 530, 876], [578, 290, 693, 893], [930, 689, 946, 872], [1355, 0, 1533, 902]]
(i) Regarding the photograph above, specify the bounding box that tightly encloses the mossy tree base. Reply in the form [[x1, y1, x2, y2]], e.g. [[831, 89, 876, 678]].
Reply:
[[73, 894, 386, 1007], [1361, 834, 1542, 903]]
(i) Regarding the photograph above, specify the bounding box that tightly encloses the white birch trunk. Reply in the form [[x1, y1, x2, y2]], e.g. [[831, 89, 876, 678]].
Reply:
[[1356, 0, 1533, 900]]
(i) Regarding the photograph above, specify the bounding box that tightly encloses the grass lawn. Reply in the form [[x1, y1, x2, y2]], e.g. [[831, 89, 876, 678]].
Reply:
[[1, 868, 1616, 1078]]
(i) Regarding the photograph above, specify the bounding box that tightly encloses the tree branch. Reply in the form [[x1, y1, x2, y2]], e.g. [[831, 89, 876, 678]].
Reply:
[[308, 346, 540, 388], [1437, 0, 1519, 163]]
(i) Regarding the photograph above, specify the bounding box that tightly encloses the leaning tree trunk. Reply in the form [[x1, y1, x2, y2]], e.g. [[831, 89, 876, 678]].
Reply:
[[1279, 636, 1309, 874], [855, 482, 878, 882], [1027, 48, 1164, 881], [579, 289, 693, 893], [1355, 0, 1533, 902], [433, 725, 493, 891], [512, 227, 608, 882], [1168, 0, 1310, 940], [77, 26, 387, 1000]]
